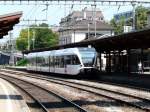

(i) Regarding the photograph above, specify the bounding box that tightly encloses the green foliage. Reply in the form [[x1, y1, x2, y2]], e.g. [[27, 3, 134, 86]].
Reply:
[[16, 23, 58, 51], [110, 17, 125, 35], [136, 6, 148, 30], [16, 29, 28, 51], [110, 6, 148, 34], [16, 58, 28, 66], [33, 23, 58, 49]]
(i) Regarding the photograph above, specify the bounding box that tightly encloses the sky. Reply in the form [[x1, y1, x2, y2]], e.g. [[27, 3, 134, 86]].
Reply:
[[0, 0, 150, 44]]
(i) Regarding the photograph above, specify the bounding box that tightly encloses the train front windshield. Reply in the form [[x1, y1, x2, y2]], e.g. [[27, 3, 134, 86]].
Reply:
[[79, 48, 96, 67]]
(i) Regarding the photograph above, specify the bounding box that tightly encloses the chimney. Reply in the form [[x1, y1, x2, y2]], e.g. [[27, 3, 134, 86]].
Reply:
[[83, 7, 87, 19]]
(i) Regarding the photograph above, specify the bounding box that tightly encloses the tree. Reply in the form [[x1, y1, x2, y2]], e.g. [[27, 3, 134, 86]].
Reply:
[[110, 17, 125, 35], [110, 5, 148, 34], [33, 23, 58, 49], [16, 29, 29, 51], [16, 23, 58, 51], [136, 6, 148, 30]]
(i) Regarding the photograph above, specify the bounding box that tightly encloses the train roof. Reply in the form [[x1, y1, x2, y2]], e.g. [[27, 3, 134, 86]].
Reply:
[[26, 47, 96, 57], [55, 48, 79, 56]]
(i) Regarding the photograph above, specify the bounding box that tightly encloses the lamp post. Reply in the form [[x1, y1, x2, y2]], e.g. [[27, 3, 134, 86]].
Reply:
[[91, 3, 97, 38], [32, 30, 35, 49], [88, 23, 90, 39], [88, 22, 92, 39], [28, 22, 30, 50]]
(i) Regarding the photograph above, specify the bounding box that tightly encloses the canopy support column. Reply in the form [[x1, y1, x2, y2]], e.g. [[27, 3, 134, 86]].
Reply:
[[127, 49, 131, 73], [99, 53, 102, 71]]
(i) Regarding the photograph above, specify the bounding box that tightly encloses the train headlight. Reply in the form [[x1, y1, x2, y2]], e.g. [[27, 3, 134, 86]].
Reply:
[[80, 68, 84, 74]]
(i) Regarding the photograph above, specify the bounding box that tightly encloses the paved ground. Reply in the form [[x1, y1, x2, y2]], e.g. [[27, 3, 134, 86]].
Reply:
[[0, 78, 30, 112]]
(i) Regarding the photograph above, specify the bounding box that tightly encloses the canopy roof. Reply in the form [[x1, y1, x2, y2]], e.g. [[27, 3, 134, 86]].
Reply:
[[24, 28, 150, 54], [0, 11, 22, 38]]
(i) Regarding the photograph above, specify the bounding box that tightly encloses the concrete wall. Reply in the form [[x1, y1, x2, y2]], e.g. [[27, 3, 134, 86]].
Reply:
[[59, 29, 113, 45], [71, 33, 86, 43]]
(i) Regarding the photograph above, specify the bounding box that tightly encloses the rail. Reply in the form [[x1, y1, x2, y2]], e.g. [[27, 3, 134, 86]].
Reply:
[[0, 73, 87, 112], [1, 69, 150, 111]]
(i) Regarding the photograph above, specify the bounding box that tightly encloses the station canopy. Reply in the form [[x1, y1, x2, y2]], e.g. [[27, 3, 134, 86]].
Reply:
[[24, 27, 150, 54], [0, 11, 22, 38]]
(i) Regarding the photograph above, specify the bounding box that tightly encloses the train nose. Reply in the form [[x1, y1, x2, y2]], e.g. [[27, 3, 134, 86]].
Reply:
[[80, 68, 93, 74]]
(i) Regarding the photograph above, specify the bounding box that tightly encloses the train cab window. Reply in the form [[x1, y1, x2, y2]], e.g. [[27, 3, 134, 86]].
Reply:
[[80, 51, 96, 67]]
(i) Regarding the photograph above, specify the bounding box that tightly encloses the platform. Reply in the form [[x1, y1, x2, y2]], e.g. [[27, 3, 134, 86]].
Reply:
[[98, 72, 150, 89], [0, 78, 30, 112]]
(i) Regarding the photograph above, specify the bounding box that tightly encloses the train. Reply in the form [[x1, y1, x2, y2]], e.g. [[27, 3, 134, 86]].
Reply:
[[26, 47, 98, 76]]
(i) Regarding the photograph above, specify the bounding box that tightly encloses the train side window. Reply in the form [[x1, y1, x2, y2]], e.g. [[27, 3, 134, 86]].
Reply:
[[50, 56, 53, 67], [64, 55, 71, 65], [29, 58, 32, 66], [54, 56, 57, 67], [55, 56, 59, 67], [59, 56, 61, 68], [67, 55, 71, 65], [50, 56, 52, 67], [64, 55, 66, 67], [59, 56, 64, 68], [57, 56, 59, 67], [52, 56, 55, 67], [44, 56, 49, 67], [33, 57, 36, 66], [72, 55, 80, 65], [49, 56, 51, 67], [36, 57, 39, 66]]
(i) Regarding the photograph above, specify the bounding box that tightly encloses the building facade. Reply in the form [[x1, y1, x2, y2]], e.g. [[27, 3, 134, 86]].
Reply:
[[59, 9, 114, 45]]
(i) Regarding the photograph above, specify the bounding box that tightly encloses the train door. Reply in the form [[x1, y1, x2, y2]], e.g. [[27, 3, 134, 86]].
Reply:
[[49, 55, 51, 73], [52, 56, 55, 73], [66, 55, 81, 75], [64, 55, 67, 74]]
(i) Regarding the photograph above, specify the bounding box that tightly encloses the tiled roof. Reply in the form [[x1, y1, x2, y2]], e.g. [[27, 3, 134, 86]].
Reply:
[[59, 19, 113, 31]]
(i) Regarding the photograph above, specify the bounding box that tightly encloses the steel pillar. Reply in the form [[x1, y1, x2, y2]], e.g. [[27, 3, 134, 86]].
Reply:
[[141, 48, 144, 73], [99, 53, 102, 71], [127, 49, 130, 73], [108, 51, 111, 72]]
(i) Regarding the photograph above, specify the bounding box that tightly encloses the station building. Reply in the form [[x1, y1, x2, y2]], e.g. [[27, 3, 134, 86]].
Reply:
[[58, 9, 114, 45]]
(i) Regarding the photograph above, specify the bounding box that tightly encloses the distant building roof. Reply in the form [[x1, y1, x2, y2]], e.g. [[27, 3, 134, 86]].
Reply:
[[69, 10, 103, 18], [59, 19, 113, 31], [60, 9, 104, 24], [0, 11, 22, 39]]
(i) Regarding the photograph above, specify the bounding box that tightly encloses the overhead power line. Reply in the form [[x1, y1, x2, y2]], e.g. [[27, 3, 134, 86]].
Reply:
[[0, 0, 150, 6]]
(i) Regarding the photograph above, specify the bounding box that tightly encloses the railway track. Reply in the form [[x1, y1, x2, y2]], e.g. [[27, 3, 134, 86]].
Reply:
[[4, 78, 48, 112], [0, 71, 87, 112], [1, 69, 150, 111]]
